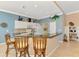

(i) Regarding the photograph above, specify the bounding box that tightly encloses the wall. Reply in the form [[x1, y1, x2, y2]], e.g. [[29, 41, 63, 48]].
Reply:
[[56, 15, 64, 42], [65, 12, 79, 38], [0, 11, 19, 43], [66, 12, 79, 26]]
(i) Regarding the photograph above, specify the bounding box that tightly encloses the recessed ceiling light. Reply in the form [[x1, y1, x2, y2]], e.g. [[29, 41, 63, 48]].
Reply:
[[34, 5, 38, 8], [22, 5, 26, 9]]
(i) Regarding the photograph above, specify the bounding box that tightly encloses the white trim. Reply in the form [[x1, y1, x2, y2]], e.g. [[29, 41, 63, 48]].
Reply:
[[58, 41, 63, 43], [0, 43, 5, 45], [57, 12, 63, 16], [66, 10, 79, 15], [0, 9, 27, 17]]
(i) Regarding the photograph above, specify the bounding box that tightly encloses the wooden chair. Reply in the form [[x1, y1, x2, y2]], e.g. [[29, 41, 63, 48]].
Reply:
[[33, 35, 47, 57], [15, 36, 30, 57], [5, 33, 15, 57]]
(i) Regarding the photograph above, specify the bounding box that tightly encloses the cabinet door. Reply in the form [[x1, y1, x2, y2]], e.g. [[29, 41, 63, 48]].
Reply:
[[49, 21, 56, 34]]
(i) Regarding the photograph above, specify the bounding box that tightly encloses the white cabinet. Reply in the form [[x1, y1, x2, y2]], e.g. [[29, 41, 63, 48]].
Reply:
[[15, 21, 43, 35], [49, 21, 56, 34], [15, 21, 28, 28]]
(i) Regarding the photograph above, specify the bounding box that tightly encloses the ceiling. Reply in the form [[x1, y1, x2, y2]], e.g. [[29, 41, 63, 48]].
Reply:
[[0, 1, 79, 19], [57, 1, 79, 14]]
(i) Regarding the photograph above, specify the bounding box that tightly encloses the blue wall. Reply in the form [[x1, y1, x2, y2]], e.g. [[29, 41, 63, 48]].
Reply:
[[56, 15, 64, 42], [0, 12, 19, 43]]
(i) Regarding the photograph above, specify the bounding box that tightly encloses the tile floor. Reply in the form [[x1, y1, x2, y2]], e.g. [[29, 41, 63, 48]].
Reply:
[[50, 41, 79, 57], [1, 39, 79, 57]]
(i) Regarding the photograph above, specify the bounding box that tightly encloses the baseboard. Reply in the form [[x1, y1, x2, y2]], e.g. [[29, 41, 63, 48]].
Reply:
[[58, 41, 63, 43], [76, 39, 79, 42], [0, 43, 5, 45]]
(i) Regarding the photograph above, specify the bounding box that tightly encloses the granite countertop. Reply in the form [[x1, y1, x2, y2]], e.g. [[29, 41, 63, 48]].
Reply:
[[14, 32, 62, 38], [48, 33, 62, 38]]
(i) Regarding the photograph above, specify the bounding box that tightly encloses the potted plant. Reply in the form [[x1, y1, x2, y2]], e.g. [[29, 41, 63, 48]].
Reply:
[[51, 15, 60, 21]]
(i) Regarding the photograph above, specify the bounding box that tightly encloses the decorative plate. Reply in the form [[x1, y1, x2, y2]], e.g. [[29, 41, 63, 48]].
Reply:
[[0, 22, 8, 28]]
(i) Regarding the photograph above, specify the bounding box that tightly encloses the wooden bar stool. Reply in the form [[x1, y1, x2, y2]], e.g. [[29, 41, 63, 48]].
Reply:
[[15, 36, 30, 57], [5, 33, 15, 57], [33, 35, 47, 57]]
